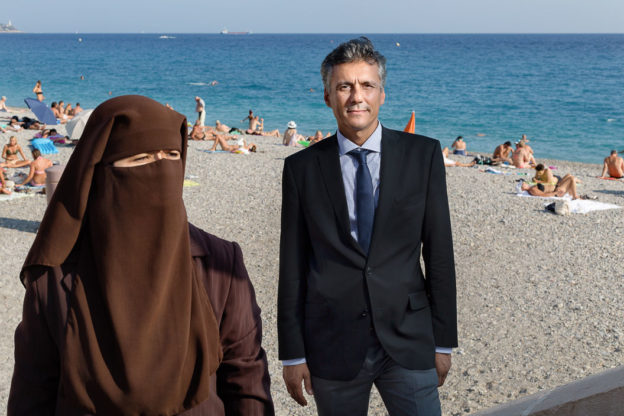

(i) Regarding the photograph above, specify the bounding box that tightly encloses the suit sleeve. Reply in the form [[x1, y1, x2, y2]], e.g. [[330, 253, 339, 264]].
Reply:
[[8, 271, 60, 415], [216, 242, 274, 415], [422, 141, 458, 348], [277, 158, 309, 360]]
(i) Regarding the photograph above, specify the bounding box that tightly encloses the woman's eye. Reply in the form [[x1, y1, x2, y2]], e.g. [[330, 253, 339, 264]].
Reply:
[[133, 154, 151, 162], [166, 150, 181, 159]]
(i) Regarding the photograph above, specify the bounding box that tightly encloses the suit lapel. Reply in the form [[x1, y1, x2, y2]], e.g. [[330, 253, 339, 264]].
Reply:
[[369, 128, 405, 256], [317, 136, 364, 254]]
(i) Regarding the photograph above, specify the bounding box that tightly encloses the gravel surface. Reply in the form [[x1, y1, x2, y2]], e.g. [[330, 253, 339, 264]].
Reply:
[[1, 110, 623, 415]]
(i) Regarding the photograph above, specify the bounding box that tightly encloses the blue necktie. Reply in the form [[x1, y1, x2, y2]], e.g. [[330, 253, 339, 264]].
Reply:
[[348, 148, 374, 253]]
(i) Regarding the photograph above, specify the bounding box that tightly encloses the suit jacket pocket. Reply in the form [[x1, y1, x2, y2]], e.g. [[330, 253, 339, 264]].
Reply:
[[408, 291, 429, 311], [305, 302, 329, 319]]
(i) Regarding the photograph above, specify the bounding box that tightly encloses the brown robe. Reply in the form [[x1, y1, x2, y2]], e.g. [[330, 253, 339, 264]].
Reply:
[[9, 224, 274, 415]]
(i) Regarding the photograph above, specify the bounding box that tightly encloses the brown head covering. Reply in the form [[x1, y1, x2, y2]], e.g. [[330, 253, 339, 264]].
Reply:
[[23, 95, 221, 415]]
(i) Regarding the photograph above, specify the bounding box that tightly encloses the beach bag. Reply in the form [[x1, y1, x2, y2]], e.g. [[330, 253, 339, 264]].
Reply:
[[546, 201, 570, 215]]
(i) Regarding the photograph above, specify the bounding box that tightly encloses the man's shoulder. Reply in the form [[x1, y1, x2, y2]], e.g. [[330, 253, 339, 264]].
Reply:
[[284, 135, 337, 165], [382, 127, 439, 150]]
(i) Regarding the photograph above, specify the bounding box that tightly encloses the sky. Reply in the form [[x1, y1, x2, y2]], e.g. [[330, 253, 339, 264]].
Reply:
[[1, 0, 623, 34]]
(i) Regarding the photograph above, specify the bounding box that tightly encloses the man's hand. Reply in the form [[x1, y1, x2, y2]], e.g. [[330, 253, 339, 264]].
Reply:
[[283, 363, 313, 406], [435, 352, 452, 387]]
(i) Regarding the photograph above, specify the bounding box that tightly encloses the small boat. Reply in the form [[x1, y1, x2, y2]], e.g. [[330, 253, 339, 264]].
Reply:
[[220, 29, 250, 35], [159, 35, 176, 39]]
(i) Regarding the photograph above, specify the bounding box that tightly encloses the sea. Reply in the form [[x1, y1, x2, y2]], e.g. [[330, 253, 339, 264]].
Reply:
[[2, 33, 623, 164]]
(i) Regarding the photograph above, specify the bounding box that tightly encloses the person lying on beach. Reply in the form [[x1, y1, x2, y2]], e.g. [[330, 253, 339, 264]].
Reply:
[[520, 174, 583, 200], [600, 150, 624, 179], [442, 147, 476, 167], [492, 141, 513, 163], [282, 121, 305, 146], [307, 130, 330, 145], [246, 116, 280, 137], [451, 136, 467, 155], [17, 149, 53, 187], [533, 164, 559, 188], [0, 96, 8, 112], [33, 80, 44, 102], [1, 136, 31, 168], [215, 120, 243, 134], [512, 142, 536, 168], [5, 116, 23, 132], [189, 120, 212, 141], [210, 135, 257, 153]]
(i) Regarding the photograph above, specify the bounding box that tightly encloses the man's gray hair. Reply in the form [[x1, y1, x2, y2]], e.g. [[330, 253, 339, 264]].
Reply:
[[321, 36, 387, 91]]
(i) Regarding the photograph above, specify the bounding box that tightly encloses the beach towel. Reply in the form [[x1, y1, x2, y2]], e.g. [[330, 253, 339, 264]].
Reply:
[[31, 138, 59, 154], [200, 150, 229, 154], [516, 189, 620, 214], [183, 179, 200, 187], [298, 140, 310, 147]]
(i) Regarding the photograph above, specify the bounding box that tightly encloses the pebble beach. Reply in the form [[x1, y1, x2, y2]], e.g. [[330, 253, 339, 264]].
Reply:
[[1, 108, 623, 415]]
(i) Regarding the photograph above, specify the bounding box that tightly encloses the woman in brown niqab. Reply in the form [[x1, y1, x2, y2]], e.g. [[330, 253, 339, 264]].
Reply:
[[16, 95, 221, 414]]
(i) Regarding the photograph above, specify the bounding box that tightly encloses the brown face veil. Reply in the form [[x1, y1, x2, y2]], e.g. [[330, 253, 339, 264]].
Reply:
[[22, 95, 221, 415]]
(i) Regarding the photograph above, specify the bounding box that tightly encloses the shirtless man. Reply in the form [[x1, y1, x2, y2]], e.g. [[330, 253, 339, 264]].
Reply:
[[246, 116, 280, 137], [492, 141, 513, 163], [451, 136, 467, 155], [51, 102, 67, 124], [241, 109, 254, 126], [73, 103, 83, 115], [215, 120, 243, 135], [512, 142, 536, 168], [600, 150, 624, 179], [520, 134, 533, 155]]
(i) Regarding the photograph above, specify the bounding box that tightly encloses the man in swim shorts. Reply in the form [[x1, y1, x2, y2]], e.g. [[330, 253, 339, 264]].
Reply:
[[451, 136, 466, 155], [600, 150, 624, 179]]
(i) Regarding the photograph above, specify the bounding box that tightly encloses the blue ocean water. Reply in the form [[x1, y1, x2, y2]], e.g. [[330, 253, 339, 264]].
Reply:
[[2, 33, 623, 163]]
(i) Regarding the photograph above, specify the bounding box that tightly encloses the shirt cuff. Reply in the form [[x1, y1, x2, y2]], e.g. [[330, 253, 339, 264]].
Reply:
[[435, 347, 453, 355], [282, 358, 307, 366]]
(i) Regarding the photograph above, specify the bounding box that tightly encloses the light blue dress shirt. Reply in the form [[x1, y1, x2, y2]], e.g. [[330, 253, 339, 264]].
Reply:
[[283, 123, 450, 367]]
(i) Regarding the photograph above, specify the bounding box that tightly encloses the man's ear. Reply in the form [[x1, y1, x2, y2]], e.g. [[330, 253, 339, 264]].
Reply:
[[380, 88, 386, 106], [324, 89, 331, 108]]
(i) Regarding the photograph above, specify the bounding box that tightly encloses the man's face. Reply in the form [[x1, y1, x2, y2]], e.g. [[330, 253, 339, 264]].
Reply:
[[324, 61, 385, 142]]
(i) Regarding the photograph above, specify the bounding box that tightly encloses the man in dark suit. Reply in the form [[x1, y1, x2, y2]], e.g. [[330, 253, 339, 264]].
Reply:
[[278, 37, 457, 415]]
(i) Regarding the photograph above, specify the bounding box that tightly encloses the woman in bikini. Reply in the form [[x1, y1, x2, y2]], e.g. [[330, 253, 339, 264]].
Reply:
[[210, 135, 257, 153], [33, 80, 44, 102], [1, 136, 31, 168], [18, 149, 53, 187], [521, 173, 583, 200]]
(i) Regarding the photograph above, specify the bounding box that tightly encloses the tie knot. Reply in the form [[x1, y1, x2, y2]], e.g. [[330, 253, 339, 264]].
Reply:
[[348, 148, 370, 166]]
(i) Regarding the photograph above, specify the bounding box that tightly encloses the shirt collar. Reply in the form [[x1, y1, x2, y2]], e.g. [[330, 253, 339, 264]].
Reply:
[[337, 122, 382, 156]]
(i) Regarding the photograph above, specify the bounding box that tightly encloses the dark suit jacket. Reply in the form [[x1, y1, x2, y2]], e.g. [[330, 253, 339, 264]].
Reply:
[[278, 127, 457, 381]]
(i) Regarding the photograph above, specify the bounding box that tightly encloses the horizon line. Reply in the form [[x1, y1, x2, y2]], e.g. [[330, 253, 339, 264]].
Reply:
[[2, 31, 624, 35]]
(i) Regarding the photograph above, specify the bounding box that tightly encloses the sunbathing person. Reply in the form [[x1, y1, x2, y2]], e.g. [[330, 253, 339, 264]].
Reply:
[[520, 134, 534, 155], [246, 116, 280, 137], [215, 120, 243, 134], [533, 164, 559, 191], [1, 169, 11, 194], [6, 116, 23, 132], [600, 150, 624, 179], [211, 136, 257, 153], [283, 121, 305, 146], [1, 136, 31, 168], [17, 149, 53, 187], [512, 142, 536, 168], [521, 174, 583, 200], [308, 130, 329, 145], [0, 96, 8, 112], [451, 136, 467, 155], [442, 147, 476, 167], [189, 120, 211, 141], [492, 141, 513, 163], [73, 102, 83, 115]]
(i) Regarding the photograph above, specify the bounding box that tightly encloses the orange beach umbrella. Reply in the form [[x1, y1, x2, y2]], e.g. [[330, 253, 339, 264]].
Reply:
[[404, 111, 415, 134]]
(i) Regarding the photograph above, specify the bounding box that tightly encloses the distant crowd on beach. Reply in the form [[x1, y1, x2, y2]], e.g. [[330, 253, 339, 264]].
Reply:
[[2, 83, 623, 197], [441, 134, 624, 201]]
